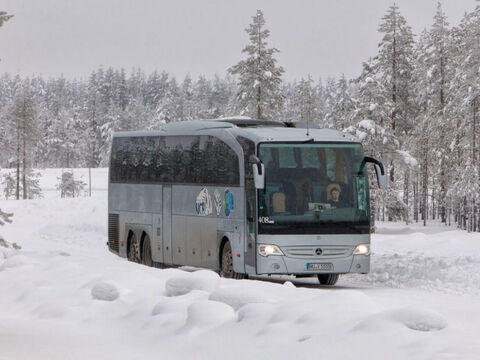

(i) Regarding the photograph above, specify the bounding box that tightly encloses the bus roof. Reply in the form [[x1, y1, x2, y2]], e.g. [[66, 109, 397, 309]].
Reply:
[[113, 119, 360, 144]]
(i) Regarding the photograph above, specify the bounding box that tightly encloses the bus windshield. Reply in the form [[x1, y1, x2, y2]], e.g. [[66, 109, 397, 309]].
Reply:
[[257, 142, 370, 234]]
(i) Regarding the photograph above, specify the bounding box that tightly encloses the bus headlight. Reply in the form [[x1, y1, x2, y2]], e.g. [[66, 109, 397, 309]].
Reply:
[[353, 244, 370, 255], [258, 244, 284, 257]]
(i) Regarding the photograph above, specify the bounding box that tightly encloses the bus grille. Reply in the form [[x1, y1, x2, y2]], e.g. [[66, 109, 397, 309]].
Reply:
[[108, 213, 119, 253], [282, 246, 351, 258]]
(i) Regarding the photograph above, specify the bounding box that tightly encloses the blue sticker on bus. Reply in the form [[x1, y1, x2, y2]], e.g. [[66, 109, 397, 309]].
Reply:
[[224, 189, 234, 216]]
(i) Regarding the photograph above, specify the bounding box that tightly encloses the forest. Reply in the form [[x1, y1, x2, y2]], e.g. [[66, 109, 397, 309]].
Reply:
[[0, 4, 479, 232]]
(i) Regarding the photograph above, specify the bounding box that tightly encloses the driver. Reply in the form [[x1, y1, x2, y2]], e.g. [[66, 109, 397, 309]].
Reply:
[[326, 184, 344, 208]]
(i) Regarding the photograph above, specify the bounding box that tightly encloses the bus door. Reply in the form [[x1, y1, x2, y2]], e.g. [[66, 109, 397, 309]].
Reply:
[[162, 185, 173, 264], [244, 179, 257, 272]]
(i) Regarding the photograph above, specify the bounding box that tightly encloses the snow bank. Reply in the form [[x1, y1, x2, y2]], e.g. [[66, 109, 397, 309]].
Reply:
[[91, 281, 120, 301], [347, 221, 480, 294], [0, 169, 479, 360], [165, 270, 220, 296], [354, 306, 447, 332], [0, 254, 27, 271], [209, 286, 279, 310], [183, 300, 236, 331]]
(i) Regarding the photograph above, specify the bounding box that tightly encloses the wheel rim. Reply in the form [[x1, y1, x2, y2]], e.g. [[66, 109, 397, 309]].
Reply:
[[221, 242, 233, 278]]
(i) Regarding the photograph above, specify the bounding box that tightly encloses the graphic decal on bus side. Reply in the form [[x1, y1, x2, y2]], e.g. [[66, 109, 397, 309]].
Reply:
[[224, 189, 234, 216], [196, 188, 213, 216], [214, 189, 223, 216]]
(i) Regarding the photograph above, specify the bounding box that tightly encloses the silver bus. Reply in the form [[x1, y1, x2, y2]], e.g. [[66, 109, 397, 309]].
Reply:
[[108, 119, 387, 285]]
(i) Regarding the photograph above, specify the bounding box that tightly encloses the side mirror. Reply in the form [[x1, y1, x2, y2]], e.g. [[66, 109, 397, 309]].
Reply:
[[249, 154, 261, 165], [253, 163, 265, 189], [364, 156, 388, 189], [374, 164, 388, 189]]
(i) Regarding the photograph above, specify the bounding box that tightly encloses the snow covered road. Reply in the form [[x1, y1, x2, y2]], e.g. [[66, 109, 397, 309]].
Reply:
[[1, 190, 480, 360]]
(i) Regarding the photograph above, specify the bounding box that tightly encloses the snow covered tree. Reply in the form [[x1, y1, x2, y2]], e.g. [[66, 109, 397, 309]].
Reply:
[[447, 5, 480, 231], [377, 4, 415, 184], [0, 208, 18, 250], [57, 171, 86, 198], [2, 172, 16, 199], [328, 75, 356, 129], [0, 11, 13, 63], [0, 209, 13, 227], [22, 169, 42, 199], [229, 10, 284, 120], [421, 3, 453, 223], [5, 81, 39, 200], [291, 76, 318, 124]]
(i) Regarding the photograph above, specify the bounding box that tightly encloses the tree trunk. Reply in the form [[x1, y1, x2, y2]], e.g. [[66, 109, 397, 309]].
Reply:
[[432, 177, 436, 220], [22, 113, 27, 200], [413, 173, 419, 222], [439, 47, 447, 224], [16, 132, 20, 200], [422, 141, 428, 226], [370, 192, 376, 233], [22, 134, 26, 200], [403, 169, 409, 223], [89, 167, 92, 197]]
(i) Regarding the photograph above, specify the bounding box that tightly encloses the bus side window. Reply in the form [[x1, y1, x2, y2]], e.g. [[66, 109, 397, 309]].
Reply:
[[236, 136, 255, 180]]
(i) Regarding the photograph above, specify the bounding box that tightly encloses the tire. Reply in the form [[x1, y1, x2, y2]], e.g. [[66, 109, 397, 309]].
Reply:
[[220, 241, 247, 279], [141, 235, 153, 267], [127, 233, 139, 263], [317, 273, 339, 286]]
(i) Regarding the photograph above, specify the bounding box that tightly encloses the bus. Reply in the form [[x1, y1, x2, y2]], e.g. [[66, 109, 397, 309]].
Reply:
[[107, 118, 387, 285]]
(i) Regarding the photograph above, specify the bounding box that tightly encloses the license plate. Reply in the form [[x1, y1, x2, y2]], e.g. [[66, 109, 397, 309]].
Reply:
[[307, 263, 333, 271]]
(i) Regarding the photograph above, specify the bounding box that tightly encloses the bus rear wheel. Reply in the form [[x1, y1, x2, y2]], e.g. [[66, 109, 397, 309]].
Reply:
[[127, 233, 139, 263], [317, 273, 339, 286], [220, 241, 246, 279], [142, 235, 153, 267]]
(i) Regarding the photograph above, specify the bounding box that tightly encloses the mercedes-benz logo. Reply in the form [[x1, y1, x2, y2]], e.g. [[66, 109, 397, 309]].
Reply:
[[315, 248, 323, 256]]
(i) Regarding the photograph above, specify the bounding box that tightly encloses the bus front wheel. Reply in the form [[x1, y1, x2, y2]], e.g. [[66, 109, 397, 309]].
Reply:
[[220, 241, 246, 279], [317, 273, 339, 286]]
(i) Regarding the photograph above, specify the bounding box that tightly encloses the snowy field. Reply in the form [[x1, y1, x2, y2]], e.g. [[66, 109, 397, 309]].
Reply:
[[1, 169, 480, 360]]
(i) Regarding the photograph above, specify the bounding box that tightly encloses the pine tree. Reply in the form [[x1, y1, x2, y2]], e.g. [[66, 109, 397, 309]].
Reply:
[[288, 76, 318, 124], [330, 74, 356, 129], [374, 4, 415, 221], [229, 10, 284, 120], [0, 209, 13, 227], [448, 6, 480, 231], [377, 4, 415, 183], [0, 11, 13, 62], [5, 80, 39, 200], [422, 3, 453, 224], [57, 171, 86, 198]]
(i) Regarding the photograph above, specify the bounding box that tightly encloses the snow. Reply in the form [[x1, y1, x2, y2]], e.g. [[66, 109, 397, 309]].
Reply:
[[396, 150, 419, 168], [165, 270, 220, 296], [354, 306, 447, 332], [91, 282, 120, 301], [0, 169, 480, 359], [214, 116, 252, 121], [358, 119, 375, 131]]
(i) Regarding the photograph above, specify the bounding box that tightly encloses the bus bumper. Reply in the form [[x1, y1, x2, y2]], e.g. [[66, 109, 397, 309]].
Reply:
[[256, 254, 370, 275]]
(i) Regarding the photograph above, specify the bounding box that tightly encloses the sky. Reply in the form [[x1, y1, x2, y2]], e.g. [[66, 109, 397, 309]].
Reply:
[[0, 0, 477, 82]]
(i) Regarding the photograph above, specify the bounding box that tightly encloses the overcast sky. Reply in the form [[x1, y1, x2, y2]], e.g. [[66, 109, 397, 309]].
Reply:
[[0, 0, 477, 82]]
